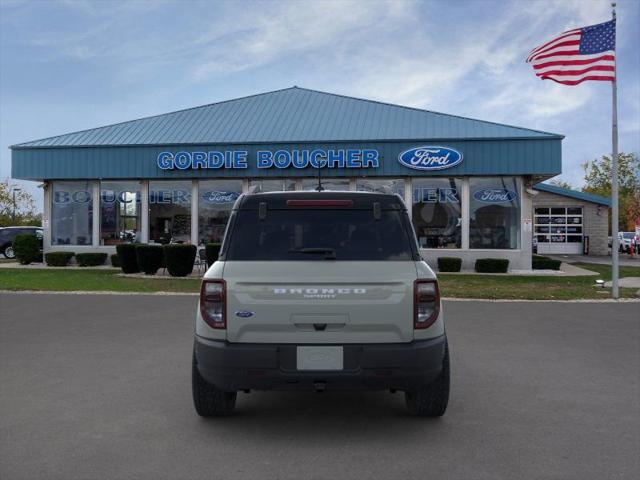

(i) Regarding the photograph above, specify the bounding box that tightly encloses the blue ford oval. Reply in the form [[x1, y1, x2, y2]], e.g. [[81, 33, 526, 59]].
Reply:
[[398, 146, 463, 171], [473, 188, 518, 203], [235, 310, 254, 318]]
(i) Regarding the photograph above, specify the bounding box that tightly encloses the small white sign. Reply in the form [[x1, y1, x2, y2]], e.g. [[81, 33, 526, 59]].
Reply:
[[523, 218, 532, 232]]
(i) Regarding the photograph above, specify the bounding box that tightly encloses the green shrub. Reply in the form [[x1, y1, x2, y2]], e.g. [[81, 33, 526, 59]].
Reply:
[[116, 244, 139, 274], [75, 253, 108, 267], [110, 254, 121, 268], [13, 234, 41, 265], [475, 258, 509, 273], [205, 243, 221, 266], [163, 244, 197, 277], [45, 252, 75, 267], [135, 245, 164, 275], [437, 257, 462, 272], [532, 255, 561, 270]]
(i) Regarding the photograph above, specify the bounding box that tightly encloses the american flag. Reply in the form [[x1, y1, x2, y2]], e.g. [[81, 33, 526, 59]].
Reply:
[[526, 19, 616, 85]]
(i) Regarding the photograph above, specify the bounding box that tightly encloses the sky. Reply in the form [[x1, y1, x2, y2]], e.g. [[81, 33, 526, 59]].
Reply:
[[1, 0, 639, 211]]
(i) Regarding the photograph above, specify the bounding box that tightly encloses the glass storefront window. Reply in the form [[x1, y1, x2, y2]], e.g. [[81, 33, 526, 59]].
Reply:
[[356, 178, 405, 198], [412, 178, 462, 249], [198, 179, 243, 245], [301, 178, 350, 191], [51, 181, 93, 245], [469, 177, 520, 249], [100, 181, 141, 245], [248, 179, 296, 192], [149, 181, 192, 244]]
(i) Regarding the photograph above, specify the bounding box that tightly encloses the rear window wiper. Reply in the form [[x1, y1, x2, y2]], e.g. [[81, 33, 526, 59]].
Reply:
[[288, 247, 337, 259]]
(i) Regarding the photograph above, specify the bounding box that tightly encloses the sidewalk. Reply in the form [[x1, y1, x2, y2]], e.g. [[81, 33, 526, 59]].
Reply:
[[547, 254, 640, 267]]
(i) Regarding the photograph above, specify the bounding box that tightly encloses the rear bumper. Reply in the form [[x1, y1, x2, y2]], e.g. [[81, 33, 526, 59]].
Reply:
[[194, 335, 447, 392]]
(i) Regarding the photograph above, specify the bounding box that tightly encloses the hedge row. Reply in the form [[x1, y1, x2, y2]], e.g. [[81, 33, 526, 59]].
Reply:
[[475, 258, 509, 273], [532, 255, 562, 270], [435, 257, 510, 273], [115, 243, 213, 276], [45, 252, 75, 267], [437, 257, 462, 272], [76, 253, 107, 267]]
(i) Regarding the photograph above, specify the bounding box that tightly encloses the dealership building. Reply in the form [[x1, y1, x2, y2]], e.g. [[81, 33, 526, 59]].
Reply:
[[10, 87, 611, 269]]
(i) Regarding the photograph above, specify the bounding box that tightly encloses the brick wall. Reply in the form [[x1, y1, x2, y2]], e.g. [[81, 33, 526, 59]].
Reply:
[[532, 191, 609, 256]]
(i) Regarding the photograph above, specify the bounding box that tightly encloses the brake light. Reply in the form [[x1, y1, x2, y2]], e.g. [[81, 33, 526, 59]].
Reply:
[[200, 279, 226, 329], [286, 199, 354, 207], [414, 279, 440, 329]]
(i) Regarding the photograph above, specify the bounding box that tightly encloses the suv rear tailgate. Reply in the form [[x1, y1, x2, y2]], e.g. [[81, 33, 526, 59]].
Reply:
[[223, 261, 417, 344]]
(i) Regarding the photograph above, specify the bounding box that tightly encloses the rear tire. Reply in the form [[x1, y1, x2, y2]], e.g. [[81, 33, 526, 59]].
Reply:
[[405, 341, 450, 417], [192, 351, 237, 417], [3, 245, 15, 259]]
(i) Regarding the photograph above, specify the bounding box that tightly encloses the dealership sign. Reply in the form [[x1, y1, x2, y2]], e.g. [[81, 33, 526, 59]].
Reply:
[[398, 146, 463, 171], [200, 191, 240, 204], [157, 149, 380, 170], [473, 188, 517, 203]]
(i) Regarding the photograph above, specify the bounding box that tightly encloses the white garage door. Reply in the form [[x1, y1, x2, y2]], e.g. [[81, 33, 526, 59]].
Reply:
[[535, 206, 583, 254]]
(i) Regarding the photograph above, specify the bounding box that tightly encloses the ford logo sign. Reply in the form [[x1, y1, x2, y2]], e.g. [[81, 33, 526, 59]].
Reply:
[[398, 146, 463, 171], [201, 191, 240, 204], [235, 310, 254, 318], [473, 188, 518, 203]]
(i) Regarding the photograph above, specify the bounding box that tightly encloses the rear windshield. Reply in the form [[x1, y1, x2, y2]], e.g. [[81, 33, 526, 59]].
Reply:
[[225, 209, 417, 261]]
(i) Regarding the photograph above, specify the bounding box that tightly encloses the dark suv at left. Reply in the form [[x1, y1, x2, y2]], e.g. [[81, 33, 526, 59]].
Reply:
[[0, 227, 43, 259]]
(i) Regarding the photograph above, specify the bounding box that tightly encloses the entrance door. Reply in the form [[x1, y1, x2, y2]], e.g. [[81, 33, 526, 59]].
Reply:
[[535, 207, 583, 254]]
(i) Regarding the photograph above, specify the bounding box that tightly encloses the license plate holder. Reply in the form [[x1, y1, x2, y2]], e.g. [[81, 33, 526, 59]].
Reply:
[[296, 346, 343, 371]]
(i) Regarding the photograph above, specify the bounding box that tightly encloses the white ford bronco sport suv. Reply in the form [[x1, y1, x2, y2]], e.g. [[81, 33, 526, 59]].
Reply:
[[192, 191, 449, 416]]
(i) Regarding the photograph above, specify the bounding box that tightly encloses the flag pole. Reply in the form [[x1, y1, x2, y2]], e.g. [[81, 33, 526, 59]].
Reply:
[[611, 1, 620, 298]]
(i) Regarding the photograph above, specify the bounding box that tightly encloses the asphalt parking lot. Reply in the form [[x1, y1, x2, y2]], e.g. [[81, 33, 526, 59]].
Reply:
[[1, 294, 638, 480]]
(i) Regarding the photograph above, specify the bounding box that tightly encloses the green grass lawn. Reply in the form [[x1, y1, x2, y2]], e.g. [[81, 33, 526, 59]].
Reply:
[[0, 268, 200, 293], [0, 263, 638, 299]]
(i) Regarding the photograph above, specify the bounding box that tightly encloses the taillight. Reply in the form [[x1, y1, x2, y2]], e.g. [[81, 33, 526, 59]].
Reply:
[[200, 279, 226, 329], [414, 279, 440, 329]]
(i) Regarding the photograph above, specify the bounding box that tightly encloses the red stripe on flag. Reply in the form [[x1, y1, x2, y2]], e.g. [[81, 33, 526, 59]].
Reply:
[[535, 65, 615, 77], [532, 54, 615, 70], [541, 75, 615, 85], [527, 30, 581, 60], [529, 40, 581, 60], [530, 47, 581, 62]]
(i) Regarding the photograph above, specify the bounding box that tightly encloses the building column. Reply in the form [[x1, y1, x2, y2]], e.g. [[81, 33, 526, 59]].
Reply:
[[140, 181, 149, 243], [461, 178, 470, 250], [404, 178, 412, 220], [43, 182, 52, 252], [520, 178, 533, 269], [92, 181, 100, 246], [191, 180, 199, 245]]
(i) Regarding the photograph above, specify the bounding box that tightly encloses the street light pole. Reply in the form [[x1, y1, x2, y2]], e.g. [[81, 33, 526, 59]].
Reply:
[[12, 188, 22, 224]]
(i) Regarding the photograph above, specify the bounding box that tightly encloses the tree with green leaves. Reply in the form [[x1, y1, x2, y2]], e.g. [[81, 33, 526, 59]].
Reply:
[[582, 152, 640, 232], [0, 180, 41, 227], [548, 178, 573, 190]]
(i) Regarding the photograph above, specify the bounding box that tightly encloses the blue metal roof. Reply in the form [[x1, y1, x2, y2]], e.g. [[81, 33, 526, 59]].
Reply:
[[533, 183, 611, 206], [12, 87, 562, 148]]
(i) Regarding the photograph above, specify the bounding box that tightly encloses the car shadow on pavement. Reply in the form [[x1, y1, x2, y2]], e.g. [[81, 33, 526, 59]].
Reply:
[[192, 390, 450, 444]]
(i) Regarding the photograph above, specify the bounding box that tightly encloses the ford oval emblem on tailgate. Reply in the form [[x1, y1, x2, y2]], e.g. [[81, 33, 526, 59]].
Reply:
[[235, 310, 254, 318], [398, 146, 463, 171]]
